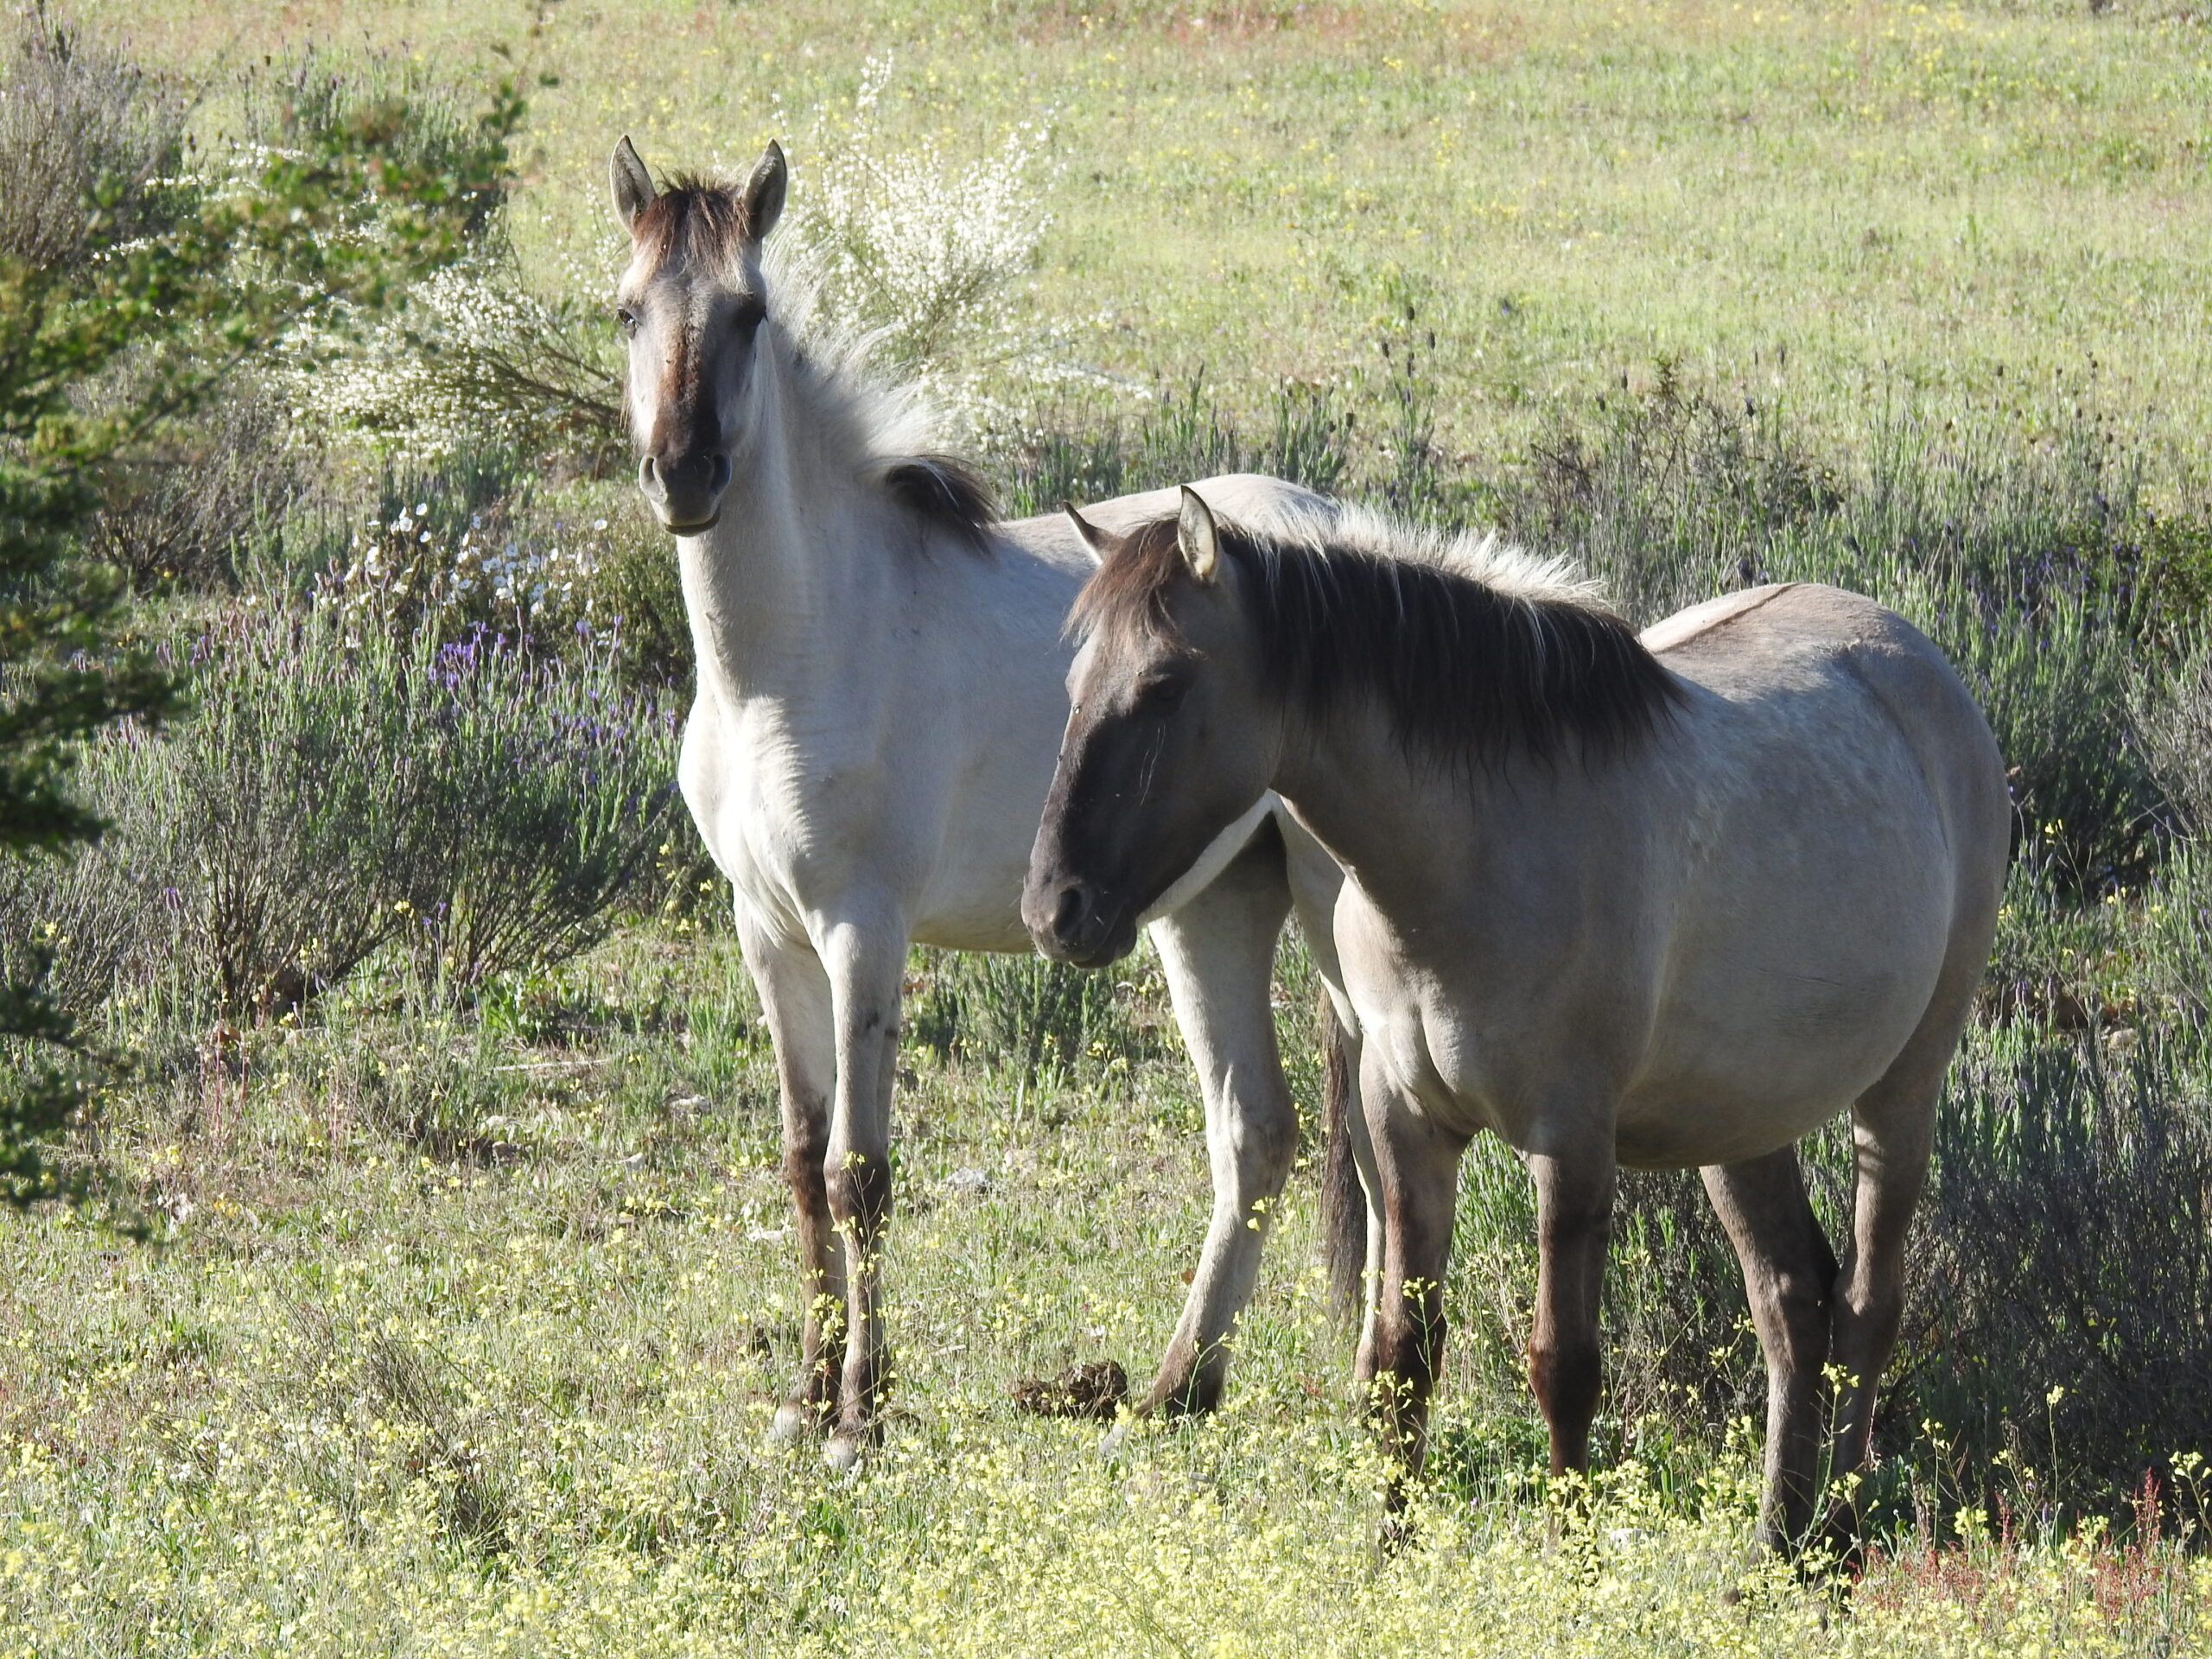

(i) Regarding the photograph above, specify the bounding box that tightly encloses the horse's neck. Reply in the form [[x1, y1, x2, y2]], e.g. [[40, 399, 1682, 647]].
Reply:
[[679, 365, 890, 708], [1274, 705, 1516, 918]]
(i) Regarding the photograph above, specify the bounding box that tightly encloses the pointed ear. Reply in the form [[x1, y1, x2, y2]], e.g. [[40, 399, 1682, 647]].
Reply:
[[1061, 502, 1108, 567], [611, 136, 656, 232], [1177, 486, 1220, 583], [742, 141, 788, 241]]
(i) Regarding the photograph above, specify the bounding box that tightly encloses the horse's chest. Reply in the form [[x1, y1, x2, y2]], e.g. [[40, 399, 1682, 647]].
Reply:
[[678, 702, 888, 926], [1340, 904, 1527, 1142]]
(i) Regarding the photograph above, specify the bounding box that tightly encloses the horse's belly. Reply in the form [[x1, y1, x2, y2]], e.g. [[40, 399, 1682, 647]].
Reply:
[[1614, 927, 1947, 1166]]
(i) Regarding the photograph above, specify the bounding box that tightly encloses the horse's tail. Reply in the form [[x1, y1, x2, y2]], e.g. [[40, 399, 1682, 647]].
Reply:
[[1319, 996, 1365, 1325]]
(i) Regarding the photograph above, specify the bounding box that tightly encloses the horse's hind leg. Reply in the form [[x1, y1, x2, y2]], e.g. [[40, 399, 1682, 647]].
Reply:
[[1826, 836, 1995, 1552], [1142, 824, 1297, 1415], [1701, 1146, 1838, 1554], [739, 916, 845, 1445], [1823, 1057, 1941, 1545]]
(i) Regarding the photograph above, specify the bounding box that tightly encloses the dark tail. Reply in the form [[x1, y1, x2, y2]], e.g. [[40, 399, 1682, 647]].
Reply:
[[1319, 996, 1366, 1325]]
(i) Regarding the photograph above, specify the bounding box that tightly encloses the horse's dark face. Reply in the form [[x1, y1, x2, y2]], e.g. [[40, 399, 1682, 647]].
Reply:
[[609, 138, 787, 535], [1024, 492, 1281, 968]]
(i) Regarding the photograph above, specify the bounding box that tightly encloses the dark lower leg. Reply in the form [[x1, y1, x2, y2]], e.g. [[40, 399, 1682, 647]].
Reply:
[[1362, 1079, 1465, 1509], [784, 1110, 843, 1426], [1527, 1147, 1615, 1478], [742, 925, 842, 1440], [1702, 1146, 1838, 1553]]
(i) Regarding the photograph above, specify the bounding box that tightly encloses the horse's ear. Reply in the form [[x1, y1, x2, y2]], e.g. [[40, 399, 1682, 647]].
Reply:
[[611, 136, 655, 231], [1061, 502, 1109, 566], [1177, 486, 1220, 583], [743, 141, 788, 241]]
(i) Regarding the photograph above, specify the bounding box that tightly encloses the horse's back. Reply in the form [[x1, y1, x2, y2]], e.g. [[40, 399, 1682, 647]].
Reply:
[[1648, 582, 2008, 896]]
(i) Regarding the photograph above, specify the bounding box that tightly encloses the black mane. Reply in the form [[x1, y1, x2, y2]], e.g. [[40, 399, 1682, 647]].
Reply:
[[1074, 514, 1681, 768], [880, 454, 999, 550]]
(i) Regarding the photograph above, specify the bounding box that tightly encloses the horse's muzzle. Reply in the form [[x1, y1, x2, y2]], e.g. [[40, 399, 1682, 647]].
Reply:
[[639, 450, 733, 534], [1023, 876, 1135, 969]]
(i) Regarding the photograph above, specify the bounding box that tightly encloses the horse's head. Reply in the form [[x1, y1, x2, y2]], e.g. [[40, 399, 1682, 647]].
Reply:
[[1024, 489, 1282, 967], [609, 136, 787, 534]]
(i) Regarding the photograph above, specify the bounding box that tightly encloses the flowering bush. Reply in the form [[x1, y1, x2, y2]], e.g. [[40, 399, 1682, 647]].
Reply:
[[769, 58, 1065, 439], [275, 240, 624, 471], [315, 494, 610, 641]]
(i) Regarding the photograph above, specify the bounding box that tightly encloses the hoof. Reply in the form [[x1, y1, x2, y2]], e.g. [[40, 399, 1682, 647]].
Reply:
[[1096, 1421, 1131, 1460], [1378, 1511, 1420, 1554], [823, 1433, 867, 1476], [769, 1402, 818, 1444]]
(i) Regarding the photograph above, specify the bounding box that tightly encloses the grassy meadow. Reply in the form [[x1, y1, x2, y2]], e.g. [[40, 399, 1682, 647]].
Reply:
[[8, 1, 2212, 1653], [79, 0, 2212, 480]]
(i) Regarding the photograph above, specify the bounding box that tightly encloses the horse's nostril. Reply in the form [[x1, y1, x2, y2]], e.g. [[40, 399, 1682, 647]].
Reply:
[[1052, 884, 1090, 943], [639, 454, 661, 495], [709, 452, 733, 494]]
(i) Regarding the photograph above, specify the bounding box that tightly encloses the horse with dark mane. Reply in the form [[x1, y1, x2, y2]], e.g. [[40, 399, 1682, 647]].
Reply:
[[1027, 489, 2008, 1554]]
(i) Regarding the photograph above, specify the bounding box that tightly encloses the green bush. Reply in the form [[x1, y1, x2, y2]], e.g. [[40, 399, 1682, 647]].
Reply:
[[1903, 1027, 2212, 1527], [905, 940, 1174, 1092], [0, 5, 193, 273], [0, 606, 682, 1022]]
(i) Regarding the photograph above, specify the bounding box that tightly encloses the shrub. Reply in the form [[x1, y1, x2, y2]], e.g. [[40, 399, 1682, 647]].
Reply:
[[1503, 367, 1840, 627], [84, 378, 299, 591], [265, 444, 693, 692], [0, 606, 682, 1022], [2132, 630, 2212, 836], [277, 239, 625, 474], [774, 55, 1062, 438], [905, 941, 1174, 1091], [239, 47, 509, 238], [1903, 1028, 2212, 1527], [1000, 378, 1354, 518], [0, 27, 523, 1205], [0, 3, 192, 272]]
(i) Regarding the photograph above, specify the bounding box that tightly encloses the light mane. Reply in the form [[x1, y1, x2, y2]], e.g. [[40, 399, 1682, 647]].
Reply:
[[639, 175, 997, 549], [1071, 499, 1681, 768]]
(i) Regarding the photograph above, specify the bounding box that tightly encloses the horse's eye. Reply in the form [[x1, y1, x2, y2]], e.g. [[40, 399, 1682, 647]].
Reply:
[[1137, 677, 1189, 713], [615, 308, 640, 338]]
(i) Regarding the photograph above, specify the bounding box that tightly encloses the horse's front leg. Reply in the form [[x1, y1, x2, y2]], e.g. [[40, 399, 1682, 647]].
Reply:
[[818, 911, 910, 1471], [1363, 1070, 1465, 1505], [739, 918, 844, 1444], [1141, 829, 1296, 1415], [1527, 1124, 1618, 1479]]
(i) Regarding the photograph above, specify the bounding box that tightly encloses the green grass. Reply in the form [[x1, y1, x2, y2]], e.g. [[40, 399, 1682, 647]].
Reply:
[[73, 0, 2212, 487], [11, 3, 2212, 1651], [8, 926, 2211, 1655]]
